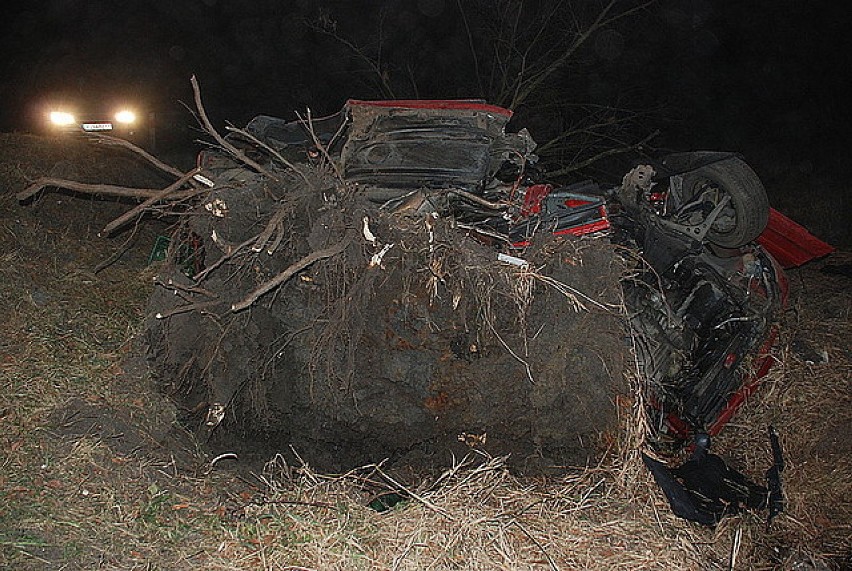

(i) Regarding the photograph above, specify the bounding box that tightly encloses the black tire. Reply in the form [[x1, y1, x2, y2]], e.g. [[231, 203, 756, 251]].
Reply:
[[679, 157, 769, 248]]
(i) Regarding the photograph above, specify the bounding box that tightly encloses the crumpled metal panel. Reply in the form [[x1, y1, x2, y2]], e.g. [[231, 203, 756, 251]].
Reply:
[[340, 100, 523, 194]]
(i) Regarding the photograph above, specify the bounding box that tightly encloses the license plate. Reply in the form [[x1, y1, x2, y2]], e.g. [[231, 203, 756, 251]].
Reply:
[[82, 122, 114, 132]]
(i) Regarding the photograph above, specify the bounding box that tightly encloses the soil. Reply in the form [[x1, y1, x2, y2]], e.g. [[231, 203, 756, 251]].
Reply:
[[142, 164, 630, 476]]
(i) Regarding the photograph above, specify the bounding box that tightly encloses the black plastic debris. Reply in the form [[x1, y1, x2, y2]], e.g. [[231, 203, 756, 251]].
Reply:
[[644, 428, 785, 526]]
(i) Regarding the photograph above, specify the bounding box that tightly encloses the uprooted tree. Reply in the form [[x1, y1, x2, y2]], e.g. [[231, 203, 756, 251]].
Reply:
[[18, 77, 632, 474]]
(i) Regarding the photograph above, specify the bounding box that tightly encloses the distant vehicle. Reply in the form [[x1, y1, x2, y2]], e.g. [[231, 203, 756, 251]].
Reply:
[[41, 96, 151, 147]]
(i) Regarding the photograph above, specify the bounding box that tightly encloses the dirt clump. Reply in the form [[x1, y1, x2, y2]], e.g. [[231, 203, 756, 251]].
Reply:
[[143, 164, 629, 475]]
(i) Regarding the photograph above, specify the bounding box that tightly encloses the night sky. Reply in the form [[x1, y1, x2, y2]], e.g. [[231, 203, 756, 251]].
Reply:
[[1, 0, 849, 239]]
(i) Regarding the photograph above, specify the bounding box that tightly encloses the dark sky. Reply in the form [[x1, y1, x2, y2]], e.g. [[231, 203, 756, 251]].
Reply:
[[1, 0, 849, 179]]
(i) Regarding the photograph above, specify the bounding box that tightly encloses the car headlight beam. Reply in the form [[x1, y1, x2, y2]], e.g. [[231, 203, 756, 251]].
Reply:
[[114, 110, 136, 124], [50, 111, 76, 126]]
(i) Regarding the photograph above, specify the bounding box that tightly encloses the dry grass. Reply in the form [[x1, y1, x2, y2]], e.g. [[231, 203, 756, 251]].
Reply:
[[1, 134, 849, 570]]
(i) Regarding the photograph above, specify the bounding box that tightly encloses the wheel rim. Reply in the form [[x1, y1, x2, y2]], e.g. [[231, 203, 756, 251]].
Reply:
[[690, 179, 738, 235]]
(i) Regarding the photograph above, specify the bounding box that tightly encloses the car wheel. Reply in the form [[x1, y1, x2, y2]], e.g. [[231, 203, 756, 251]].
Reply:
[[678, 157, 769, 248]]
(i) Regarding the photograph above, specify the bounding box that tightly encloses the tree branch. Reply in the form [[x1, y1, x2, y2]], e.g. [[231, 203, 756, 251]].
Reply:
[[190, 75, 279, 180], [509, 0, 656, 109], [231, 228, 356, 312], [544, 129, 659, 178], [90, 134, 189, 180], [223, 126, 311, 185], [17, 177, 202, 203], [99, 168, 202, 236]]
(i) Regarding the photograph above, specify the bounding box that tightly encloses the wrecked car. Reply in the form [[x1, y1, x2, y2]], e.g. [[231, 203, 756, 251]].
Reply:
[[197, 99, 798, 449]]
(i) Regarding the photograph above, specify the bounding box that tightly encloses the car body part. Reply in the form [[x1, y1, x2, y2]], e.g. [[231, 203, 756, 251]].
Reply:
[[643, 432, 770, 526]]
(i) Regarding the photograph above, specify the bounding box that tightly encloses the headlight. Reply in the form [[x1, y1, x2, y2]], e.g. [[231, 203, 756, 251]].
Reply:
[[50, 111, 76, 126], [114, 109, 136, 124]]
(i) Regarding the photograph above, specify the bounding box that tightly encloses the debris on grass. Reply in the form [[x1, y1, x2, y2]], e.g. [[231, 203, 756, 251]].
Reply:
[[1, 130, 849, 570]]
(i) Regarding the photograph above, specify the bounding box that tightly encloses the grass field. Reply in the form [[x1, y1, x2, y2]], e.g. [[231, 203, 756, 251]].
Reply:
[[1, 134, 849, 570]]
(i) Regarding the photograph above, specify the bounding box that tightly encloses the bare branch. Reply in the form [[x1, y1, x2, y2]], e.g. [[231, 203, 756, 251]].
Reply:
[[90, 134, 189, 180], [536, 114, 639, 154], [99, 168, 202, 236], [544, 129, 659, 178], [510, 0, 656, 109], [456, 0, 484, 96], [231, 228, 356, 312], [307, 22, 396, 99], [194, 235, 258, 283], [251, 206, 289, 254], [224, 125, 313, 187], [190, 75, 279, 180], [155, 300, 221, 320], [17, 177, 202, 203], [296, 109, 344, 183]]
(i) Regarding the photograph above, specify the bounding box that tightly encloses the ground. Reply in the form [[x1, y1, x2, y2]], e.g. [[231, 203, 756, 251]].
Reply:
[[0, 133, 849, 570]]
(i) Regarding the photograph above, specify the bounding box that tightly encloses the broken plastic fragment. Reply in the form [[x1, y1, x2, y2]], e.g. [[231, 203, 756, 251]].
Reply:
[[369, 243, 394, 268], [362, 216, 377, 245], [497, 252, 529, 268], [206, 402, 226, 427], [458, 431, 487, 447], [209, 452, 238, 468], [193, 173, 215, 187], [204, 198, 228, 218], [622, 164, 655, 192]]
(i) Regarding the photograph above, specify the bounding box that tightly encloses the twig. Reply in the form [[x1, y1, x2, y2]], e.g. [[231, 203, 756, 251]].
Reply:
[[193, 235, 257, 283], [545, 130, 660, 178], [155, 300, 220, 320], [154, 277, 219, 299], [231, 229, 356, 312], [251, 207, 289, 254], [90, 133, 190, 180], [530, 271, 612, 311], [190, 75, 278, 180], [512, 520, 560, 571], [510, 0, 656, 109], [728, 527, 742, 571], [224, 125, 312, 185], [487, 314, 535, 384], [254, 498, 335, 510], [94, 220, 142, 273], [296, 108, 344, 182], [309, 21, 396, 99], [456, 0, 484, 96]]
